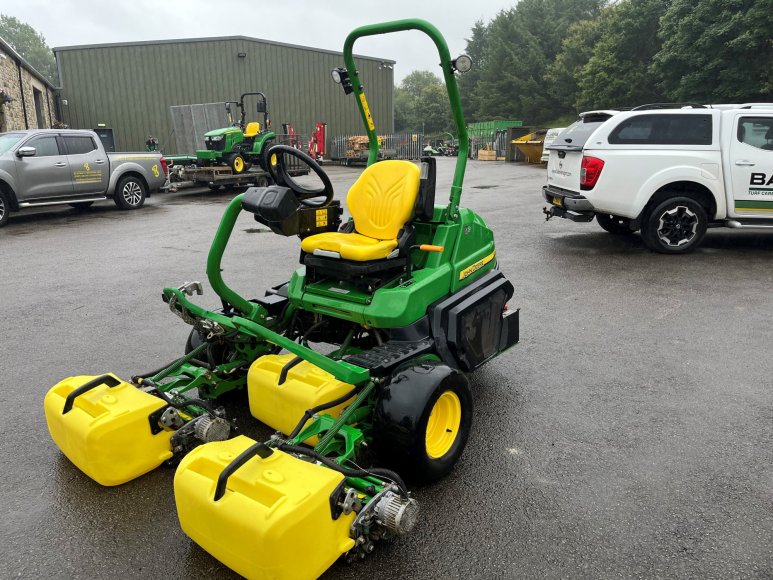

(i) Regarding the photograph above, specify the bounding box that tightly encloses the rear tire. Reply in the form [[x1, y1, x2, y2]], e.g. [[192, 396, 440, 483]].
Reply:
[[373, 362, 472, 484], [0, 189, 10, 227], [259, 138, 275, 172], [641, 196, 707, 254], [596, 213, 632, 235], [114, 175, 147, 210]]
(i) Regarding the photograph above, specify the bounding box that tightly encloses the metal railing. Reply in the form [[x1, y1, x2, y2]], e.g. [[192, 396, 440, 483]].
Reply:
[[331, 132, 425, 164]]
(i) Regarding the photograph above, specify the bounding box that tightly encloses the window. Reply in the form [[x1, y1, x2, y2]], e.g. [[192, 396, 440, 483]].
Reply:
[[63, 135, 98, 155], [29, 136, 60, 157], [609, 114, 713, 145], [737, 117, 773, 151], [551, 113, 616, 150], [0, 133, 24, 155]]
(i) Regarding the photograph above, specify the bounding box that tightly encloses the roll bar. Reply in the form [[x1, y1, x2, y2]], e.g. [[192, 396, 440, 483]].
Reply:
[[343, 19, 468, 221]]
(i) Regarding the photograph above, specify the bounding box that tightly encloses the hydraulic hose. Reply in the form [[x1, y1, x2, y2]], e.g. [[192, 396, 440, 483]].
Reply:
[[278, 443, 408, 497], [137, 377, 218, 416], [286, 386, 360, 440]]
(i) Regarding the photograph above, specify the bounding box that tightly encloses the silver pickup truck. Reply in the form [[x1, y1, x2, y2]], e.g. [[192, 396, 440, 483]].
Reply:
[[0, 129, 167, 227]]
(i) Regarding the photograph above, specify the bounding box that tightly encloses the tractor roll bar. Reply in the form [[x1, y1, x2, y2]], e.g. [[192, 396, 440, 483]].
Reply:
[[343, 19, 468, 222]]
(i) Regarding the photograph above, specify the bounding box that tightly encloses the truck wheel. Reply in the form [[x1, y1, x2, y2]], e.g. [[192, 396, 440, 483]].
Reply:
[[0, 189, 10, 228], [596, 213, 632, 235], [114, 176, 147, 210], [373, 361, 473, 484], [641, 196, 707, 254], [228, 154, 246, 174]]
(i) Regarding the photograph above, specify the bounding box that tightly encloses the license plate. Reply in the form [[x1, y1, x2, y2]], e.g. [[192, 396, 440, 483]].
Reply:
[[552, 196, 562, 207]]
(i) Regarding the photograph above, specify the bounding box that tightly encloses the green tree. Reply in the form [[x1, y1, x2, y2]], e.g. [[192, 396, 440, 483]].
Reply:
[[653, 0, 773, 103], [545, 18, 601, 118], [471, 0, 603, 124], [394, 70, 452, 134], [575, 0, 668, 110], [458, 20, 490, 122], [0, 14, 58, 84]]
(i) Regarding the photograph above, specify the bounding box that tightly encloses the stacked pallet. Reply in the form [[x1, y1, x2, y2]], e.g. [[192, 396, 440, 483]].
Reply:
[[345, 135, 370, 158], [478, 148, 498, 161]]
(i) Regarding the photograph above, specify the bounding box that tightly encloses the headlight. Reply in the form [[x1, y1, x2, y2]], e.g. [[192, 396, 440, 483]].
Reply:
[[211, 136, 223, 142], [452, 55, 473, 74]]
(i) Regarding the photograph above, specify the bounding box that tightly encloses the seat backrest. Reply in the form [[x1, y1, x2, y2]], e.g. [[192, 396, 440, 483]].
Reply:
[[347, 160, 420, 240], [244, 122, 261, 137]]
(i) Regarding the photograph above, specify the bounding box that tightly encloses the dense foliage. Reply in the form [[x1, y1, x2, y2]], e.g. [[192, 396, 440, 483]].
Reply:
[[395, 0, 773, 131], [0, 14, 58, 84]]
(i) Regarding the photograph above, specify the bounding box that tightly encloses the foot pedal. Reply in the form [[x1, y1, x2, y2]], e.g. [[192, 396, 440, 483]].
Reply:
[[344, 339, 434, 375], [174, 436, 355, 579], [44, 374, 173, 485]]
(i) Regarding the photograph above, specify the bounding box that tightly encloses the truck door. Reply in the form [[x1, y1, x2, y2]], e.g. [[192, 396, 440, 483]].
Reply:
[[14, 134, 73, 200], [729, 114, 773, 216], [62, 134, 110, 195]]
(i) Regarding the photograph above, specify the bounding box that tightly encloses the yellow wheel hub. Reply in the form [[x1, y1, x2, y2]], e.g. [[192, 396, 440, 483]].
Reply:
[[425, 390, 462, 459], [233, 156, 244, 172], [270, 153, 278, 167]]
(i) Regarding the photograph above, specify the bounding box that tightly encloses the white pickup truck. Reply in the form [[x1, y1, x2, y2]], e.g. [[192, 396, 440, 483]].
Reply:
[[542, 104, 773, 253]]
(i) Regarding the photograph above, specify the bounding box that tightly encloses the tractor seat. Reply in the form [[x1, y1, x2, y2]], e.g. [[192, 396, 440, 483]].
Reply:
[[244, 122, 261, 138], [301, 160, 420, 262]]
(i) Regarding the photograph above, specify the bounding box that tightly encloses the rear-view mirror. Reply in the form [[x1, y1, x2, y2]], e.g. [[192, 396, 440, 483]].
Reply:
[[17, 146, 36, 157]]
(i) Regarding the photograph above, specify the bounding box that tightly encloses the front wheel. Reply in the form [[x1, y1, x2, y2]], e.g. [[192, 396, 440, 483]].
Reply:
[[0, 189, 10, 227], [114, 176, 147, 210], [373, 362, 473, 484], [596, 213, 632, 235], [641, 196, 707, 254]]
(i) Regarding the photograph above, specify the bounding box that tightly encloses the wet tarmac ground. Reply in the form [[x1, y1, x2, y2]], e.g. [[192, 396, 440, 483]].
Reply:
[[1, 157, 772, 578]]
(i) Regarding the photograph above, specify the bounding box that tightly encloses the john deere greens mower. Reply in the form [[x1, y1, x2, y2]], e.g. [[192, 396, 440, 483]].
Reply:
[[44, 19, 518, 579], [196, 91, 276, 174]]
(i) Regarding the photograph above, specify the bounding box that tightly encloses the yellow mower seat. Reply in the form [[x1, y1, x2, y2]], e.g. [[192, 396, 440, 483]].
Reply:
[[301, 160, 420, 261], [244, 122, 260, 137]]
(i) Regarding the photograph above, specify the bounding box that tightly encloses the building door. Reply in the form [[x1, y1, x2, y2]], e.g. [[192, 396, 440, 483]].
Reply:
[[33, 88, 44, 129]]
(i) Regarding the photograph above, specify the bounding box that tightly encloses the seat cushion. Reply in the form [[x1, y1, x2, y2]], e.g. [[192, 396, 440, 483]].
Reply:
[[301, 232, 397, 261], [244, 122, 261, 137]]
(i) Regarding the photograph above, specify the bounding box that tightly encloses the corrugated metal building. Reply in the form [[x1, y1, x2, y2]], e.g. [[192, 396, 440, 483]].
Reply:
[[54, 36, 395, 153]]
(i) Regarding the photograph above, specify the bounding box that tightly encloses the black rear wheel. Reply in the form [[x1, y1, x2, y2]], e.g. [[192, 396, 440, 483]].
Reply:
[[641, 196, 707, 254], [373, 361, 472, 484]]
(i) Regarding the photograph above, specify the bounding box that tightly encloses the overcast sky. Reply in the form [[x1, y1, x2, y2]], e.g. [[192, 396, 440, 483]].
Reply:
[[2, 0, 513, 83]]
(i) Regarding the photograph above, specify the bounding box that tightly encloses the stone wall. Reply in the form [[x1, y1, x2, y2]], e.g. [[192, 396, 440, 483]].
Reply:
[[0, 43, 58, 132]]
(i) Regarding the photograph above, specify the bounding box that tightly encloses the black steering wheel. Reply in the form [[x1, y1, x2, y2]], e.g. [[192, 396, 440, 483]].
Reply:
[[266, 144, 333, 207]]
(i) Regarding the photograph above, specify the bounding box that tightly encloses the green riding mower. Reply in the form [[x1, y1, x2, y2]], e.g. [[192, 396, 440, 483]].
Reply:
[[196, 91, 276, 174], [44, 19, 518, 580]]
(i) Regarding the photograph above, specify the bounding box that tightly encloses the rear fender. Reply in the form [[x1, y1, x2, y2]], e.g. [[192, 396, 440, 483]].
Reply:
[[632, 165, 725, 220]]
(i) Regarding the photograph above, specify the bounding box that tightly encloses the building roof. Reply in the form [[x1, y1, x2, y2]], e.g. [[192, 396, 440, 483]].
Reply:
[[53, 35, 396, 64], [0, 35, 57, 89]]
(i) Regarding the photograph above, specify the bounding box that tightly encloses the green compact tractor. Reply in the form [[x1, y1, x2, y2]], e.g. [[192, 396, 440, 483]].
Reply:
[[44, 19, 518, 580], [196, 91, 276, 174]]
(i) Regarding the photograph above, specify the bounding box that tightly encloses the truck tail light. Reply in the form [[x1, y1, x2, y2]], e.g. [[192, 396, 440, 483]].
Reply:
[[580, 156, 604, 190], [160, 157, 169, 176]]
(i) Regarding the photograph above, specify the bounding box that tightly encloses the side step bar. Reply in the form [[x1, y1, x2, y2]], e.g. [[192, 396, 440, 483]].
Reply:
[[726, 219, 773, 229], [19, 196, 108, 208]]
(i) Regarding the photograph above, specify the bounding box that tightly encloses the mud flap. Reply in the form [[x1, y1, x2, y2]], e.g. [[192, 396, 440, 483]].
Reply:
[[174, 436, 355, 580], [44, 374, 173, 486]]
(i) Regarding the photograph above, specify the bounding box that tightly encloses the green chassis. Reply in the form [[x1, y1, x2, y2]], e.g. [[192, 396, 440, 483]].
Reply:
[[195, 127, 276, 164], [150, 19, 507, 505]]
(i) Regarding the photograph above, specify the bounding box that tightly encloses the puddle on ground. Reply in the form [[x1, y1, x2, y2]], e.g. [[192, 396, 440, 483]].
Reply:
[[472, 185, 498, 189], [243, 227, 270, 234]]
